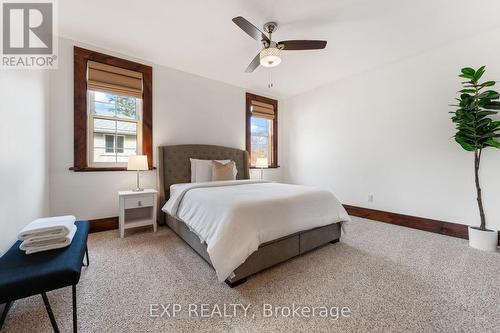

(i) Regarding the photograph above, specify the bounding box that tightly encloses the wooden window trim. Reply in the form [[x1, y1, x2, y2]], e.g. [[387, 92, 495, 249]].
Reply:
[[72, 46, 153, 172], [245, 92, 279, 168]]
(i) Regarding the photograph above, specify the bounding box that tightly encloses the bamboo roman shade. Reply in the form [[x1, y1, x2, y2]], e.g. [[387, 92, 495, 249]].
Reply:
[[251, 100, 275, 120], [87, 61, 143, 98]]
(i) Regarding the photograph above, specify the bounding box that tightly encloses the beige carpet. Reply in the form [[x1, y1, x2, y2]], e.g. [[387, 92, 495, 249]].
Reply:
[[3, 217, 499, 332]]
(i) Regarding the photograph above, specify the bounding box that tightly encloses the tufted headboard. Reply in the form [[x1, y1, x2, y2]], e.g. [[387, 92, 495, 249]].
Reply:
[[157, 144, 250, 223]]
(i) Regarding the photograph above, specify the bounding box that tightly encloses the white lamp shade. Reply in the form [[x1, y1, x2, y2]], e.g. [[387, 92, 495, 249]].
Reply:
[[127, 155, 148, 171], [255, 157, 269, 168]]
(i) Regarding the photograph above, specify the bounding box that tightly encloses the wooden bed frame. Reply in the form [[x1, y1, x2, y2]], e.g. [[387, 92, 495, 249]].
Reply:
[[157, 144, 342, 287]]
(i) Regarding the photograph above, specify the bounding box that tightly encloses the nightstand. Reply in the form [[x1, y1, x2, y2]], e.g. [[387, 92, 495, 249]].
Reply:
[[118, 189, 158, 238]]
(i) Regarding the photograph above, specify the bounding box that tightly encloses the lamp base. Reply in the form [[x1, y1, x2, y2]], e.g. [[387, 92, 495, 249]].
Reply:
[[132, 170, 144, 192]]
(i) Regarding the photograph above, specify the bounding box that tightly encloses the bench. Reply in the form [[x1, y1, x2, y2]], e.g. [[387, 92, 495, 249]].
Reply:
[[0, 220, 89, 333]]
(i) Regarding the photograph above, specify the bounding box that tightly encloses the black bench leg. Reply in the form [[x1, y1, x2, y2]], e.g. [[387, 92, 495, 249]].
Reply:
[[82, 245, 89, 267], [72, 284, 77, 333], [0, 301, 12, 330], [41, 293, 60, 333]]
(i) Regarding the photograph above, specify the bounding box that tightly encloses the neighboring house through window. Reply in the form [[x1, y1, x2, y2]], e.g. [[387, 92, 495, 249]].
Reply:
[[73, 47, 152, 171], [245, 93, 278, 167]]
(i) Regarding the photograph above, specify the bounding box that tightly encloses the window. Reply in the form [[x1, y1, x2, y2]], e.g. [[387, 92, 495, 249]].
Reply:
[[246, 93, 278, 167], [103, 134, 125, 154], [89, 90, 141, 164], [73, 47, 152, 171], [250, 117, 273, 165], [116, 136, 124, 153], [105, 135, 114, 153]]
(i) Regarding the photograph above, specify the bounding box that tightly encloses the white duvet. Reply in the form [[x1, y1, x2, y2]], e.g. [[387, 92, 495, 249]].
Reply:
[[162, 180, 350, 282]]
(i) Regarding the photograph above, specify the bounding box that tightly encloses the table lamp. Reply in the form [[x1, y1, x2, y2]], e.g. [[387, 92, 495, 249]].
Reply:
[[127, 155, 148, 191], [255, 157, 268, 180]]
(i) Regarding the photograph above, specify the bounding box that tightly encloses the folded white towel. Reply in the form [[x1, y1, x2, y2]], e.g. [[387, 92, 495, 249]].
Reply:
[[20, 225, 77, 254], [21, 233, 70, 244], [18, 215, 76, 241]]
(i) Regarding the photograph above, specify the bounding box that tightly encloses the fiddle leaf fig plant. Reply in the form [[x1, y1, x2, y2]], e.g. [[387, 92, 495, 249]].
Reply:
[[451, 66, 500, 231]]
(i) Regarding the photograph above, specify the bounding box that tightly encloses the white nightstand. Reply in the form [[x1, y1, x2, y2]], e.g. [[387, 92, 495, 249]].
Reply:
[[118, 189, 158, 238]]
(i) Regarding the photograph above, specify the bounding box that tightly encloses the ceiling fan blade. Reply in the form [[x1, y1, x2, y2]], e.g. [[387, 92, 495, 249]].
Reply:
[[245, 53, 261, 73], [232, 16, 270, 43], [278, 40, 327, 50]]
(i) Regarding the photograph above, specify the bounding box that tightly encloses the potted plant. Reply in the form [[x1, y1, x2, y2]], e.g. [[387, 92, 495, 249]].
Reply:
[[451, 66, 499, 252]]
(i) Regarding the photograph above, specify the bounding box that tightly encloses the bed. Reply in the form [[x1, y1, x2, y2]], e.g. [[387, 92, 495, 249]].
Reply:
[[158, 144, 349, 287]]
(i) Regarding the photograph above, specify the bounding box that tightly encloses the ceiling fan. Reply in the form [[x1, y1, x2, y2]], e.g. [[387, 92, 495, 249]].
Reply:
[[232, 16, 327, 73]]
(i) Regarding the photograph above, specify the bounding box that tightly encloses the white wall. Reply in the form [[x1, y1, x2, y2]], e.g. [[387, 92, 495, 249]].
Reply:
[[49, 38, 282, 220], [283, 28, 500, 230], [0, 71, 50, 255]]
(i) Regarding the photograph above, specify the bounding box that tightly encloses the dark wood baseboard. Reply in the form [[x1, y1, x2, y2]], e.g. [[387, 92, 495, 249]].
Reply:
[[89, 216, 118, 233], [88, 208, 499, 246], [344, 205, 500, 246]]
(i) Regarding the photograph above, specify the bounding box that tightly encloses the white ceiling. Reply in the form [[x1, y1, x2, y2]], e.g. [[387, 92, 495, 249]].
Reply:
[[59, 0, 500, 98]]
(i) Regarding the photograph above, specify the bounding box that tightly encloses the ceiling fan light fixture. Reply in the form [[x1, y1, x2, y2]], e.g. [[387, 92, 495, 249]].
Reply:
[[260, 47, 282, 68]]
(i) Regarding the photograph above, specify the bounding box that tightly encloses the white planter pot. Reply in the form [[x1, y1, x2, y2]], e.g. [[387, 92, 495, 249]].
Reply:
[[468, 226, 498, 252]]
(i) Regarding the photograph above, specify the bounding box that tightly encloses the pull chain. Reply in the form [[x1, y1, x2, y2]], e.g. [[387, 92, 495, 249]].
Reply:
[[268, 70, 273, 89]]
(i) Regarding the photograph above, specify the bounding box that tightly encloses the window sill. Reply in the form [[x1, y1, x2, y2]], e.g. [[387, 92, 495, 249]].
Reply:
[[69, 166, 156, 172], [249, 166, 280, 169]]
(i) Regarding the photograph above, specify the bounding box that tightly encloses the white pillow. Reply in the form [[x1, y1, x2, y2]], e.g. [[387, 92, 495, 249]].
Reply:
[[190, 159, 238, 182]]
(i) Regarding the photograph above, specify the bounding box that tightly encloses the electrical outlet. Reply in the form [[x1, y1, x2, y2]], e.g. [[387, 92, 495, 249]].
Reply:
[[368, 194, 374, 203]]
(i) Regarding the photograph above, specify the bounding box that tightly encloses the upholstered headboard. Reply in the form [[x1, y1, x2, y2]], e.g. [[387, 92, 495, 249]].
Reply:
[[157, 144, 250, 223]]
